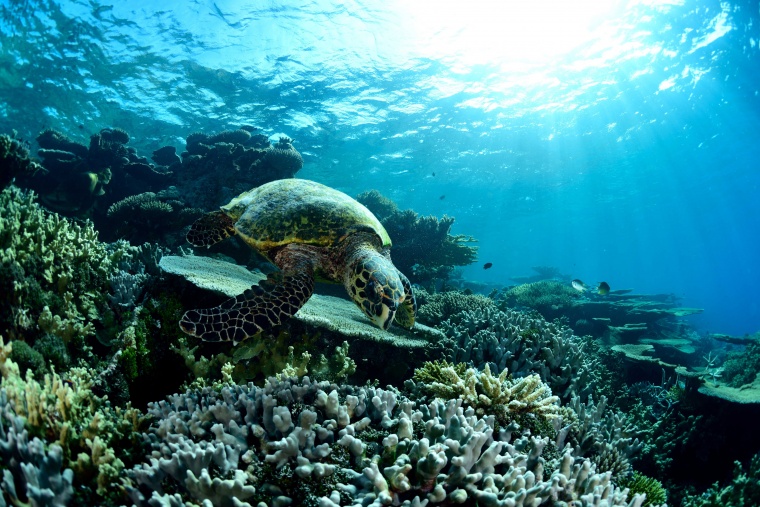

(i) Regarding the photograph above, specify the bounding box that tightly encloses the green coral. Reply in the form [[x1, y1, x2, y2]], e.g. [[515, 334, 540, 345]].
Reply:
[[32, 333, 71, 372], [0, 132, 43, 188], [416, 290, 494, 326], [8, 339, 45, 378], [0, 186, 133, 346], [355, 189, 398, 220], [274, 341, 357, 383], [0, 336, 146, 501], [499, 280, 579, 316], [683, 454, 760, 506], [619, 471, 667, 506], [413, 359, 467, 384], [412, 362, 560, 428], [721, 336, 760, 388]]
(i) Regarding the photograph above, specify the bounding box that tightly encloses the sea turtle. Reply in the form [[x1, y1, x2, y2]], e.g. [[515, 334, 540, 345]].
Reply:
[[179, 178, 416, 344]]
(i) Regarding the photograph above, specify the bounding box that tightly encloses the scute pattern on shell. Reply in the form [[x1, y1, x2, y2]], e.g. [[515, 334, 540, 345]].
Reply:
[[222, 179, 391, 255]]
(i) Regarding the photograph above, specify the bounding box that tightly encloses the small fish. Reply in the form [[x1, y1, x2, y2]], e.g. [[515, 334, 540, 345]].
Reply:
[[597, 281, 610, 295], [432, 172, 436, 177], [439, 195, 445, 200], [571, 279, 588, 292], [483, 262, 493, 270], [78, 124, 85, 130]]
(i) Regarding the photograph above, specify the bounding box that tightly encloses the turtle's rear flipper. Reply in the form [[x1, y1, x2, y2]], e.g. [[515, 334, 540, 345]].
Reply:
[[187, 210, 237, 247], [180, 269, 314, 344]]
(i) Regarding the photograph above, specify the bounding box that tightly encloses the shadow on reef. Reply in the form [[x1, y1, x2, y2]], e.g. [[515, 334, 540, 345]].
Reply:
[[2, 125, 760, 506]]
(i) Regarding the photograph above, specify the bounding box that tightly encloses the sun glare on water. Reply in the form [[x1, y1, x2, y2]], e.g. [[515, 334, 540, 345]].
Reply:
[[399, 0, 626, 69]]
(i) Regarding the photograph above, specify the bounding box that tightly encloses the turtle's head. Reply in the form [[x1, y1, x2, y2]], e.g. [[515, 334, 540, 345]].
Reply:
[[345, 252, 408, 330]]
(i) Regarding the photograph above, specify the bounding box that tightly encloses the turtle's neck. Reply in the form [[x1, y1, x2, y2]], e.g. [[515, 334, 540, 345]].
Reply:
[[332, 231, 388, 286]]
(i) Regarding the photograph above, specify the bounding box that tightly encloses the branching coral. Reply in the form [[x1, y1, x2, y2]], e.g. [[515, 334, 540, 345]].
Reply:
[[0, 337, 145, 500], [126, 376, 646, 507], [619, 471, 667, 507], [499, 279, 580, 318], [682, 453, 760, 507], [0, 186, 134, 346], [439, 306, 598, 401], [106, 190, 202, 244], [411, 362, 560, 427], [355, 189, 398, 221], [0, 132, 43, 189], [0, 393, 74, 507], [556, 395, 644, 479], [416, 289, 494, 326], [275, 341, 357, 383]]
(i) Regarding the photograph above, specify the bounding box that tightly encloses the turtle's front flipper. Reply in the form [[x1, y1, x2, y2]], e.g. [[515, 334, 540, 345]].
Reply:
[[187, 211, 237, 247], [179, 271, 314, 344], [179, 247, 315, 344], [394, 269, 416, 329]]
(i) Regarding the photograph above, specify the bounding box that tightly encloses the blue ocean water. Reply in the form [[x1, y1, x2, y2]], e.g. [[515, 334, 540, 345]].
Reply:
[[1, 0, 758, 336]]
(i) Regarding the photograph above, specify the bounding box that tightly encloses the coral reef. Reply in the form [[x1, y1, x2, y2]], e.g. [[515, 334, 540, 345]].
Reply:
[[416, 289, 494, 326], [125, 375, 648, 507], [179, 129, 303, 211], [499, 279, 579, 319], [0, 337, 146, 502], [105, 189, 202, 245], [2, 122, 752, 507], [408, 361, 560, 427], [682, 453, 760, 507], [0, 186, 134, 347], [438, 306, 597, 401], [0, 132, 43, 189]]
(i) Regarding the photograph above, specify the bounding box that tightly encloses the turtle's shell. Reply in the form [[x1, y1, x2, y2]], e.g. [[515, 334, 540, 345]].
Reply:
[[221, 179, 391, 255]]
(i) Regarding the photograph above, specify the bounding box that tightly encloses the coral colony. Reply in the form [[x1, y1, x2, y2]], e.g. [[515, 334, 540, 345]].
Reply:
[[1, 126, 759, 507]]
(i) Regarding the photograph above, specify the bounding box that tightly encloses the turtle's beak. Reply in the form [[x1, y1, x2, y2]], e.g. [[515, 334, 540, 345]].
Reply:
[[375, 297, 397, 330]]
